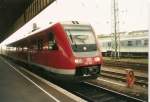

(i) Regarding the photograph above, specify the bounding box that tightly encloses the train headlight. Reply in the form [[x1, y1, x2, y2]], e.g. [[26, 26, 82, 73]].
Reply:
[[94, 57, 100, 62], [75, 58, 83, 64]]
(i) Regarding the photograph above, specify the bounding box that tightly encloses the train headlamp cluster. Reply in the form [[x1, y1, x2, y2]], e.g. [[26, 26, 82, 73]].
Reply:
[[75, 58, 83, 64], [75, 57, 100, 65], [94, 57, 100, 62]]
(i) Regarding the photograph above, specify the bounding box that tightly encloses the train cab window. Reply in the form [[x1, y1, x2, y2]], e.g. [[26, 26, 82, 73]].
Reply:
[[48, 32, 58, 50], [37, 39, 43, 50]]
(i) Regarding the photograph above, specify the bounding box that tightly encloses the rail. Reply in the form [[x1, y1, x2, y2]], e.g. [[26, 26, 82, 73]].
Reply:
[[101, 70, 148, 87], [83, 81, 145, 102], [103, 60, 148, 71], [57, 81, 145, 102]]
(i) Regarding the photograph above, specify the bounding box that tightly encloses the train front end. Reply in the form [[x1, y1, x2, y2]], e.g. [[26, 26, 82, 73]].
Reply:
[[63, 21, 103, 80]]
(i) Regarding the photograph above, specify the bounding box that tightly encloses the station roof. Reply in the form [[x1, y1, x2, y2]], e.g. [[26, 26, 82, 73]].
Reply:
[[0, 0, 33, 43]]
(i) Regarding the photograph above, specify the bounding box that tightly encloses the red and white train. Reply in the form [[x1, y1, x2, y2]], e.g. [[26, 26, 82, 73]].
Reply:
[[4, 21, 103, 80]]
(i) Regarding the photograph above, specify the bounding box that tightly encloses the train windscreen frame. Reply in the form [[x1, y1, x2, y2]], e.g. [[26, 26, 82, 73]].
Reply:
[[65, 26, 97, 52]]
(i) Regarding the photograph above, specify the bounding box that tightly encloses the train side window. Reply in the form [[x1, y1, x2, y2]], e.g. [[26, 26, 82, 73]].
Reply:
[[18, 47, 22, 51], [121, 41, 124, 46], [32, 39, 38, 50], [23, 47, 28, 51], [37, 39, 43, 50], [108, 42, 111, 47], [135, 40, 141, 46], [127, 41, 133, 46], [48, 32, 58, 50], [102, 42, 105, 47], [144, 39, 148, 46]]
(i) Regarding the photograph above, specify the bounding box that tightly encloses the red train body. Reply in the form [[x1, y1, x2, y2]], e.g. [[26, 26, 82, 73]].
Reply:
[[5, 21, 103, 80]]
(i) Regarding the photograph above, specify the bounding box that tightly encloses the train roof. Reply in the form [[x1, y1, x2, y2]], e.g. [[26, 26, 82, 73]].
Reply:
[[97, 30, 148, 38], [8, 22, 56, 47], [61, 21, 91, 26], [8, 21, 92, 47]]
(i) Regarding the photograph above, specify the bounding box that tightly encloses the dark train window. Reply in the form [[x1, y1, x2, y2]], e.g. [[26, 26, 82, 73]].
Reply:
[[127, 41, 133, 46], [48, 32, 58, 50], [37, 39, 43, 50], [31, 39, 37, 50], [144, 39, 148, 46], [108, 42, 111, 47]]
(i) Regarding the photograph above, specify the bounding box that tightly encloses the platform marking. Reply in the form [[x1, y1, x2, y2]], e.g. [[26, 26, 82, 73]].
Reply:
[[0, 57, 60, 102], [97, 77, 126, 87], [20, 66, 87, 102]]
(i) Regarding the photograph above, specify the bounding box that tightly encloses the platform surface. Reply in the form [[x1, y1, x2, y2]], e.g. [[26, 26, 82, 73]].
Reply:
[[0, 56, 61, 102], [0, 56, 85, 102]]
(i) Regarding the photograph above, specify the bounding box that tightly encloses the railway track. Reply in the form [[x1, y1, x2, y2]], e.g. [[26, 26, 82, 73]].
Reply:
[[103, 61, 148, 71], [101, 70, 148, 87], [16, 65, 146, 102], [15, 63, 147, 102], [56, 81, 145, 102]]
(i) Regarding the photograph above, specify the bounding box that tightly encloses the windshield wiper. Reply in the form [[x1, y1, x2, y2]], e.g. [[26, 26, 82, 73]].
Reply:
[[68, 30, 73, 43], [68, 30, 77, 48]]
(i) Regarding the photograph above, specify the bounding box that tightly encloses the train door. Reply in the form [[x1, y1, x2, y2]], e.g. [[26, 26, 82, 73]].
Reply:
[[48, 32, 58, 50], [46, 31, 59, 67]]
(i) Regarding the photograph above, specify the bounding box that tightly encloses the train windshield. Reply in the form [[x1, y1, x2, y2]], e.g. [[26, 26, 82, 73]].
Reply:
[[66, 29, 97, 52]]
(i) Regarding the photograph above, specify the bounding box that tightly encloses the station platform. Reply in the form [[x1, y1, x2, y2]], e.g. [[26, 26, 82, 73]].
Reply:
[[0, 56, 86, 102]]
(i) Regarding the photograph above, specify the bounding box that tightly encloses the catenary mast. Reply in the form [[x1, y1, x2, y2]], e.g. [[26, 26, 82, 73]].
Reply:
[[111, 0, 120, 59]]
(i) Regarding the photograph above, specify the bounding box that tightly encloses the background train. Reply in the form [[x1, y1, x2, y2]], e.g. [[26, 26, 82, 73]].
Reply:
[[1, 21, 102, 80], [97, 30, 148, 58]]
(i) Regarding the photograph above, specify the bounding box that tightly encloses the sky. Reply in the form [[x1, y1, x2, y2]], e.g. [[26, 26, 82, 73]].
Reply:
[[0, 0, 149, 45], [43, 0, 149, 34]]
